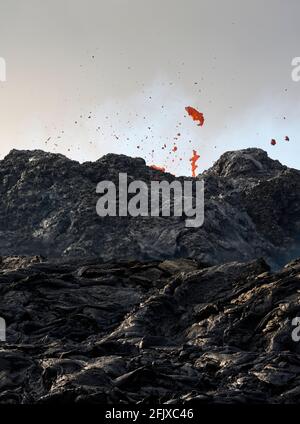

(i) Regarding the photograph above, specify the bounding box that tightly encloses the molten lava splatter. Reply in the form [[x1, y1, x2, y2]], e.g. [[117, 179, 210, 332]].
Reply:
[[185, 106, 205, 126], [190, 150, 200, 177], [150, 165, 166, 173], [271, 139, 277, 146]]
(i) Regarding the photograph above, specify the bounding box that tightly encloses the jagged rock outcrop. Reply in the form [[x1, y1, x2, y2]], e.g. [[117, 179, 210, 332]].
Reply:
[[1, 148, 300, 268], [0, 255, 300, 403]]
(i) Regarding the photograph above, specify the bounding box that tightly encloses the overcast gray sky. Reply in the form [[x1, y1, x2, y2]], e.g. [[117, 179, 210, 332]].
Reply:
[[0, 0, 299, 175]]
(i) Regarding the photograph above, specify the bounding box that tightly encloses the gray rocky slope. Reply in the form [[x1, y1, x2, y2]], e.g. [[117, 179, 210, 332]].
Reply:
[[1, 147, 300, 267], [1, 148, 300, 403]]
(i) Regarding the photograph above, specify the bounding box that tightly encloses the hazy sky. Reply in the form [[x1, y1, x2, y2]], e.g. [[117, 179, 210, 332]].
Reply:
[[0, 0, 299, 175]]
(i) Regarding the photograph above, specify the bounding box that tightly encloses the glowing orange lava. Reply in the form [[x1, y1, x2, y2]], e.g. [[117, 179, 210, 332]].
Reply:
[[150, 165, 166, 173], [185, 106, 205, 126], [190, 150, 200, 177]]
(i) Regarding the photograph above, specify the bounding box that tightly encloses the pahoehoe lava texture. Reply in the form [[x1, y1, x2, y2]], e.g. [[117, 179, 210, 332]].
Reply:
[[1, 255, 300, 403], [1, 148, 300, 404]]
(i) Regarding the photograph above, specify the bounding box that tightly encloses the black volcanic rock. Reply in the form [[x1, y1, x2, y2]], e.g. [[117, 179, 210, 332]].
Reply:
[[1, 148, 300, 267], [205, 148, 285, 178], [0, 255, 300, 403], [1, 148, 300, 404]]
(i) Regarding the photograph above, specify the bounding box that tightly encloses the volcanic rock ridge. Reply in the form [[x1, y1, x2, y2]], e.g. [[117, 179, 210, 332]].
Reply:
[[1, 147, 300, 268]]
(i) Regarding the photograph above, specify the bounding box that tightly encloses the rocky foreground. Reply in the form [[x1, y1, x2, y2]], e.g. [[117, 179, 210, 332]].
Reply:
[[0, 254, 300, 404]]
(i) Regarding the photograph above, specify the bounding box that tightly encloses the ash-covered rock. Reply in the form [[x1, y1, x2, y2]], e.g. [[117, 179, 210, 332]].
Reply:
[[1, 148, 300, 267], [0, 256, 300, 403]]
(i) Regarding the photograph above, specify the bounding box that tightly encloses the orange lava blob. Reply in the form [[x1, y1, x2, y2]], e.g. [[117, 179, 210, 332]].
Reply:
[[150, 165, 166, 173], [190, 150, 200, 177], [185, 106, 205, 126]]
